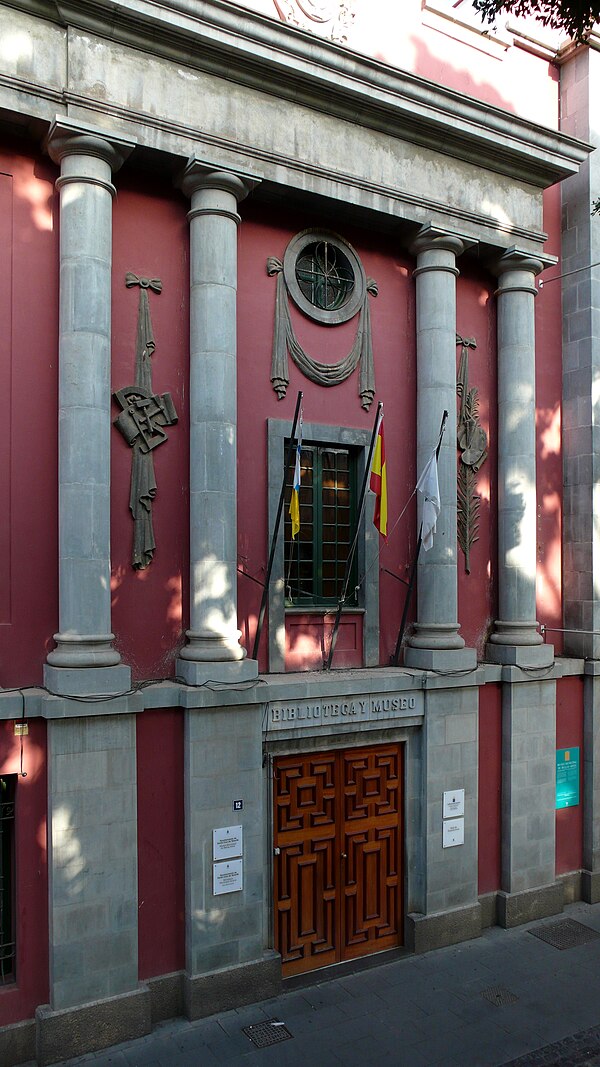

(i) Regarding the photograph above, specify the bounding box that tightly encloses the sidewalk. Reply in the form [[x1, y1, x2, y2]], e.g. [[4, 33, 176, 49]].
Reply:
[[57, 900, 600, 1067]]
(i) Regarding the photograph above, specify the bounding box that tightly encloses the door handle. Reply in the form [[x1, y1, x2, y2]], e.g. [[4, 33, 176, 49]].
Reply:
[[341, 852, 347, 859]]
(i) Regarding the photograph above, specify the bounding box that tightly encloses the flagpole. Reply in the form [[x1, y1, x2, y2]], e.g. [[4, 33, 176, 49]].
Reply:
[[252, 390, 303, 662], [324, 401, 383, 672], [392, 409, 448, 667]]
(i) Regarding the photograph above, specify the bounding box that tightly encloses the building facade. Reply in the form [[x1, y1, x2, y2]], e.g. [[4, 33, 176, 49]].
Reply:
[[0, 0, 598, 1061]]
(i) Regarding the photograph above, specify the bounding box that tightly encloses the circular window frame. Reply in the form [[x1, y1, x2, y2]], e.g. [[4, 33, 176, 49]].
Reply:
[[283, 230, 366, 326]]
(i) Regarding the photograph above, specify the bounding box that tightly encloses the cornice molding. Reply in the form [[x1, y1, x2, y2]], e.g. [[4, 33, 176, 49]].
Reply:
[[3, 0, 592, 187]]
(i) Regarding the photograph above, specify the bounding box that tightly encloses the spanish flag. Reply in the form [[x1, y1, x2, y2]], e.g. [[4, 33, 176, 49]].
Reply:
[[289, 411, 303, 538], [370, 412, 387, 538]]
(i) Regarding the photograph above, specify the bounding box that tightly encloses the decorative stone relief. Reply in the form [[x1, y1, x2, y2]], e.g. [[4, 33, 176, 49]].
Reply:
[[273, 0, 355, 43], [268, 231, 378, 409], [456, 334, 488, 574], [113, 273, 178, 570]]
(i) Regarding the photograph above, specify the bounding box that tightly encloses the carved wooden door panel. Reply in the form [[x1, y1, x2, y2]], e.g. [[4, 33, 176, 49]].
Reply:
[[340, 746, 401, 960], [273, 744, 402, 977]]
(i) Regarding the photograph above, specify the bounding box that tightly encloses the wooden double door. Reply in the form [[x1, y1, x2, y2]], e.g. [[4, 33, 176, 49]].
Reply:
[[273, 743, 403, 977]]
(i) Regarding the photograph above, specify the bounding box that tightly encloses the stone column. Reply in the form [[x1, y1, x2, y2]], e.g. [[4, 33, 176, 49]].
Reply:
[[405, 225, 476, 671], [44, 119, 133, 697], [488, 251, 553, 668], [176, 159, 259, 685]]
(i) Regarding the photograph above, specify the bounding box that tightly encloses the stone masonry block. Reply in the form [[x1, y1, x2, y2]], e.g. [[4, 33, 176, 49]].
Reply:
[[36, 987, 151, 1065], [184, 953, 281, 1021], [445, 713, 477, 745]]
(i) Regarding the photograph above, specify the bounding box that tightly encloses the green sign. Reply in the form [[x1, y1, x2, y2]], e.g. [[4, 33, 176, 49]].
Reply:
[[556, 747, 580, 810]]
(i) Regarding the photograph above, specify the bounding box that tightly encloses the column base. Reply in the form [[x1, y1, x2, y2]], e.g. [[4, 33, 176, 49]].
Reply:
[[403, 646, 477, 670], [35, 986, 151, 1065], [44, 663, 132, 697], [176, 657, 259, 686], [46, 633, 122, 668], [407, 622, 466, 650], [486, 642, 554, 667], [405, 902, 481, 953], [184, 952, 281, 1021], [489, 619, 544, 646], [496, 882, 563, 928]]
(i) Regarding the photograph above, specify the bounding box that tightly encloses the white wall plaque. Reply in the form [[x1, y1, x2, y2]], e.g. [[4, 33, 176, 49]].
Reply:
[[213, 825, 243, 861], [442, 818, 465, 848], [213, 858, 243, 895], [443, 789, 465, 819]]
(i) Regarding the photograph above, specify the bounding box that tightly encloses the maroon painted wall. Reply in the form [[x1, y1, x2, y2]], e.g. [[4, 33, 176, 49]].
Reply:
[[0, 150, 563, 680], [478, 682, 502, 895], [456, 268, 498, 658], [110, 176, 190, 682], [0, 720, 48, 1026], [0, 146, 58, 688], [555, 676, 584, 876], [136, 709, 185, 979], [237, 205, 418, 670], [237, 205, 508, 670]]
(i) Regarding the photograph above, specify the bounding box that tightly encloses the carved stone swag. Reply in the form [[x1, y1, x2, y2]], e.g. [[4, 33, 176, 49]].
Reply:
[[268, 256, 378, 410]]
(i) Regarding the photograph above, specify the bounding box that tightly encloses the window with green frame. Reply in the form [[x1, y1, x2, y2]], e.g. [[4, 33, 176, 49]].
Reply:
[[283, 443, 357, 607], [0, 775, 15, 983]]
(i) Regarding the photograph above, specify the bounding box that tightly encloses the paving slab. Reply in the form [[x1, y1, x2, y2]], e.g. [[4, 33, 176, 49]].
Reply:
[[53, 901, 600, 1067]]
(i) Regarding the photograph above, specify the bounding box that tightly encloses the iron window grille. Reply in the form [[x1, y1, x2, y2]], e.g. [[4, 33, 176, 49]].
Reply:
[[0, 776, 15, 983], [284, 443, 358, 607]]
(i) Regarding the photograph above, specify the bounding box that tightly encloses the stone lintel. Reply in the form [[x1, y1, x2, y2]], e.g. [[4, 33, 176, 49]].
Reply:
[[405, 903, 482, 953], [496, 883, 563, 928], [183, 952, 281, 1021], [35, 987, 151, 1065]]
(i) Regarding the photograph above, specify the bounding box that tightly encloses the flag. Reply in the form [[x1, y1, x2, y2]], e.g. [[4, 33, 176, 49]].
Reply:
[[416, 450, 440, 551], [289, 411, 303, 538], [370, 412, 387, 538]]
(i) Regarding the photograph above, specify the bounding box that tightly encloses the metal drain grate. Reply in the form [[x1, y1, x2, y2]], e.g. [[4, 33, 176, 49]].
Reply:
[[529, 918, 600, 951], [481, 986, 518, 1006], [243, 1020, 293, 1049]]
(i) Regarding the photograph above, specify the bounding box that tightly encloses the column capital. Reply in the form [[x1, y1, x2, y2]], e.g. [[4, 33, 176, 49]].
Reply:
[[178, 157, 261, 203], [411, 223, 477, 261], [495, 247, 555, 280], [44, 117, 135, 173]]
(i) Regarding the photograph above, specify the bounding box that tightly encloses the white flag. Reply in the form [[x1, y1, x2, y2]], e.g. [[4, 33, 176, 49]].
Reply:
[[416, 451, 440, 552]]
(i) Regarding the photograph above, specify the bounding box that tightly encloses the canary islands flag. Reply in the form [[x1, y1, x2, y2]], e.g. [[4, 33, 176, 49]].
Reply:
[[289, 411, 303, 539], [370, 412, 387, 538]]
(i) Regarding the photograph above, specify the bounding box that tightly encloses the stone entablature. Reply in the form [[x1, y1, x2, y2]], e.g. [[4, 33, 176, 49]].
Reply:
[[0, 2, 591, 254]]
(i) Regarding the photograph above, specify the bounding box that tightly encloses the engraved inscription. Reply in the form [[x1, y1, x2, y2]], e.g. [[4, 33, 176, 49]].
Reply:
[[268, 692, 422, 731]]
